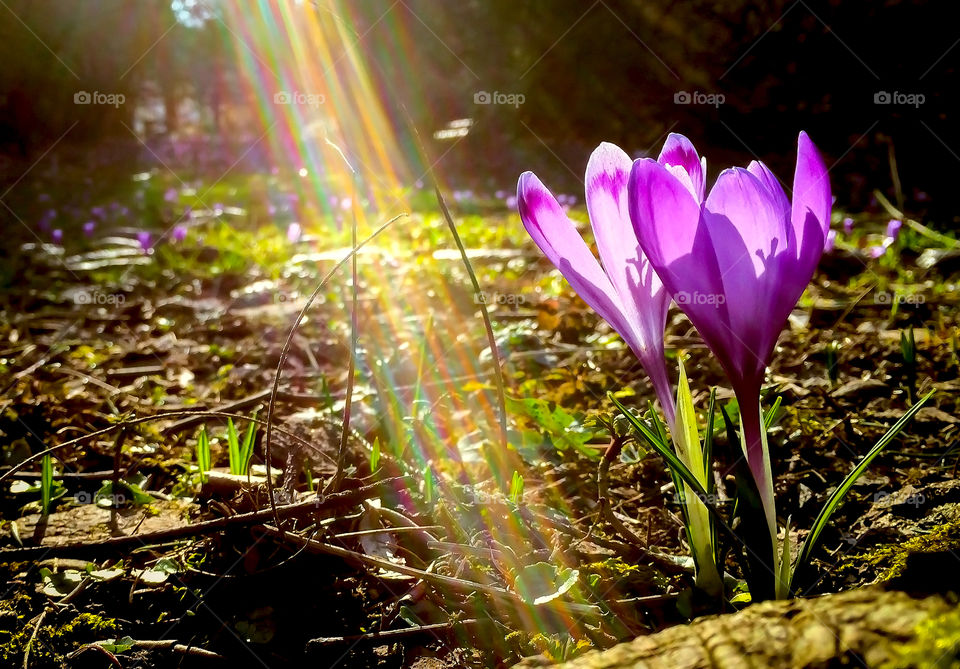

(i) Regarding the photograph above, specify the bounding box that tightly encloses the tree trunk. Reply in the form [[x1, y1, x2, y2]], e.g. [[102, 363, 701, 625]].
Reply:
[[514, 586, 958, 669]]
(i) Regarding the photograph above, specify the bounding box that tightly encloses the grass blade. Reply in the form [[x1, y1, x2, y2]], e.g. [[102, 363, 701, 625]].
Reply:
[[703, 388, 717, 493], [239, 411, 259, 476], [370, 437, 380, 474], [791, 389, 935, 591], [763, 395, 782, 430], [196, 426, 210, 484], [41, 454, 53, 516], [227, 418, 240, 475]]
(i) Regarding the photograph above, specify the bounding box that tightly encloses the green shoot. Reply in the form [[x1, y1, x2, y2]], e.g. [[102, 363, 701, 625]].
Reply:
[[238, 411, 259, 476], [196, 426, 211, 483], [226, 418, 241, 475], [510, 470, 524, 504], [826, 340, 840, 384], [370, 437, 381, 474], [41, 454, 53, 516]]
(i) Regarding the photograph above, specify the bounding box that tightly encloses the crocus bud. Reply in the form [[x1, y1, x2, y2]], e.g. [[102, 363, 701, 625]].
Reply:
[[83, 221, 95, 237], [287, 222, 302, 243], [885, 219, 902, 241]]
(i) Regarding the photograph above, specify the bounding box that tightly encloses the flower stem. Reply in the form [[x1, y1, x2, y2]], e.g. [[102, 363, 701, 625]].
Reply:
[[736, 387, 781, 593]]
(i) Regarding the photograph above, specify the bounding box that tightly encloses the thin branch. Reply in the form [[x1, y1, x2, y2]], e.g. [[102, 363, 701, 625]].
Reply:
[[263, 214, 406, 530]]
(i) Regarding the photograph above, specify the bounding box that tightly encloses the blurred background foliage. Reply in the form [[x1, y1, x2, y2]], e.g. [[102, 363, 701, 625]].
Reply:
[[0, 0, 955, 221]]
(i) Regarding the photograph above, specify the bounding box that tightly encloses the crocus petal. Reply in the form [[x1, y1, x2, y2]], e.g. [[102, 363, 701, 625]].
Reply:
[[629, 158, 733, 364], [824, 229, 837, 252], [657, 133, 706, 203], [585, 143, 668, 350], [518, 172, 634, 345], [585, 144, 673, 421], [791, 131, 831, 261], [746, 161, 790, 219], [701, 167, 791, 382]]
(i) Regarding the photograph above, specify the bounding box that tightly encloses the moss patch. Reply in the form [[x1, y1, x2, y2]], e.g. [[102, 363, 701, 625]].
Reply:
[[0, 611, 118, 668], [844, 515, 960, 582]]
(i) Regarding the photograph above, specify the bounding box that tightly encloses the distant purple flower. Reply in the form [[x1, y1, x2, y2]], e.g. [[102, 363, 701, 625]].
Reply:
[[286, 222, 302, 243], [91, 206, 106, 219], [51, 229, 63, 244], [38, 193, 50, 202], [556, 194, 568, 205], [495, 189, 507, 199], [340, 197, 352, 211], [843, 217, 854, 235], [268, 204, 277, 215], [824, 229, 837, 252], [567, 195, 578, 206], [137, 231, 152, 251], [519, 142, 675, 425], [869, 244, 888, 259], [505, 195, 518, 209], [885, 218, 902, 241], [414, 179, 424, 189], [83, 221, 96, 237], [172, 225, 188, 243], [39, 209, 56, 232], [164, 188, 178, 203]]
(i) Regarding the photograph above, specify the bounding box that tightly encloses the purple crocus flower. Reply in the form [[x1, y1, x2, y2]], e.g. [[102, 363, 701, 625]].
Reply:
[[843, 217, 854, 235], [628, 131, 831, 535], [518, 143, 675, 424], [164, 187, 178, 203], [83, 221, 96, 237], [137, 231, 152, 251], [286, 222, 302, 243], [172, 224, 188, 243], [51, 228, 63, 244], [869, 244, 889, 258], [91, 206, 106, 219], [824, 229, 837, 253]]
